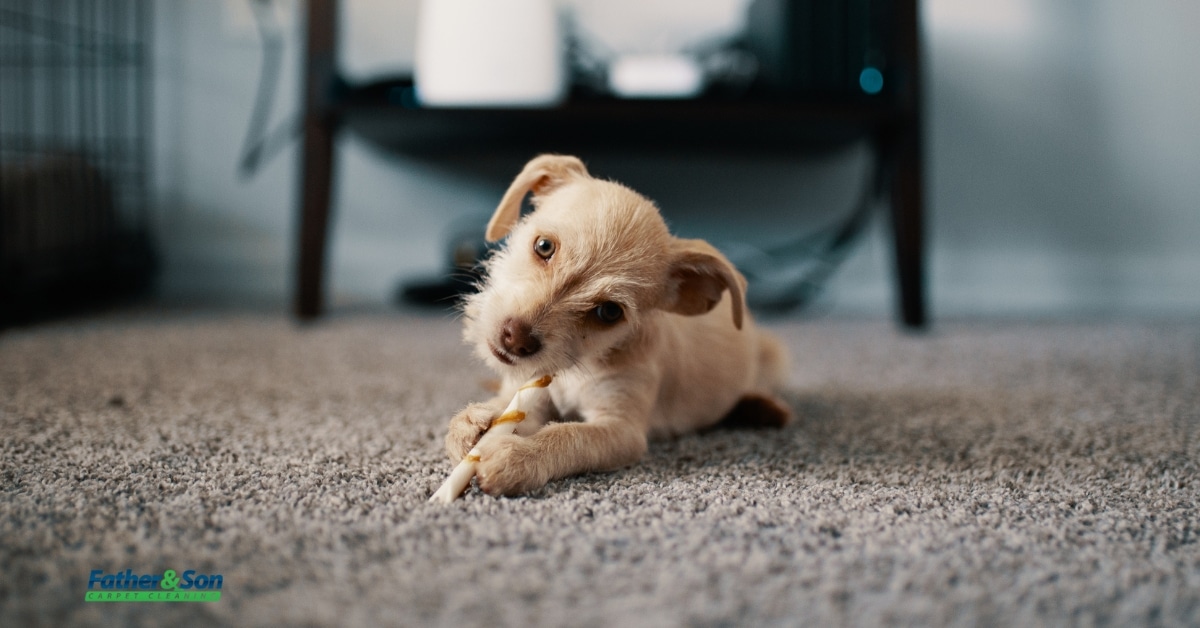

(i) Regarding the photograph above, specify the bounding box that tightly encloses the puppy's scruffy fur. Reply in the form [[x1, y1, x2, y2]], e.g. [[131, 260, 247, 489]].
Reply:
[[447, 154, 791, 496]]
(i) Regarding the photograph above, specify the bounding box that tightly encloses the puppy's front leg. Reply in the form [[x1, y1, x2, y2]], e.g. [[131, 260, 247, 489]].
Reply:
[[444, 400, 504, 462], [444, 386, 556, 462], [475, 418, 647, 496]]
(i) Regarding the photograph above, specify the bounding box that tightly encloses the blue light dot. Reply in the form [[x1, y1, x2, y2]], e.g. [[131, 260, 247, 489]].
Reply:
[[859, 67, 884, 95]]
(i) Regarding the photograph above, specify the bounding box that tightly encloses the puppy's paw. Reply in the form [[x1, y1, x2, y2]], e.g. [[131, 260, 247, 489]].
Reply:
[[445, 403, 497, 462], [474, 434, 546, 497]]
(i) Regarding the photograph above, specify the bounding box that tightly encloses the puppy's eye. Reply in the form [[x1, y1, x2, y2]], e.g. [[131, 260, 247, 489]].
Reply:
[[533, 237, 556, 260], [593, 301, 624, 324]]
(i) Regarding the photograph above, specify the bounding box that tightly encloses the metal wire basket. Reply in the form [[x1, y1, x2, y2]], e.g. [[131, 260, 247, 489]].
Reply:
[[0, 0, 156, 324]]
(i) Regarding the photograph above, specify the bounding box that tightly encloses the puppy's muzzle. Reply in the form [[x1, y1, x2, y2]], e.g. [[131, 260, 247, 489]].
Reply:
[[498, 318, 542, 360]]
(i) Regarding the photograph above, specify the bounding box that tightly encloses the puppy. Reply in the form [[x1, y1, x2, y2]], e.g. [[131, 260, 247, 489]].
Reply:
[[446, 154, 791, 496]]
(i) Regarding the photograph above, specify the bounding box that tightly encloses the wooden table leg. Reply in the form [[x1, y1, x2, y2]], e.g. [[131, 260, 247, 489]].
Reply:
[[889, 0, 928, 329], [296, 111, 335, 320], [889, 119, 927, 329], [295, 0, 338, 320]]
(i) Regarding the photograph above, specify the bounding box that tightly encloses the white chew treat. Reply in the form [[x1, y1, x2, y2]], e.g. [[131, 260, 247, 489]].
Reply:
[[429, 375, 552, 503]]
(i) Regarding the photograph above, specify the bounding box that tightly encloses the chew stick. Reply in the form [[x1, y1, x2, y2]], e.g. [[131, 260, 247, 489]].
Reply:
[[429, 375, 553, 503]]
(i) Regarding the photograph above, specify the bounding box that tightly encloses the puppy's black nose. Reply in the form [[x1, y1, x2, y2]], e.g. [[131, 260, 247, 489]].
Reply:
[[501, 318, 542, 357]]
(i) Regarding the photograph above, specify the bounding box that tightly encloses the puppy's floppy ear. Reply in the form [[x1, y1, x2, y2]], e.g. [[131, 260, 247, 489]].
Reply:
[[663, 238, 747, 330], [486, 154, 589, 241]]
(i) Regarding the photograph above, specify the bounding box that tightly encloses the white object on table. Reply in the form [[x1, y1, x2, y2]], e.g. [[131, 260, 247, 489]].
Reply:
[[608, 53, 706, 99], [415, 0, 566, 107]]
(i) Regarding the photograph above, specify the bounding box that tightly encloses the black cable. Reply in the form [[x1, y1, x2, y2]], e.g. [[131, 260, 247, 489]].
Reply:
[[736, 147, 883, 312], [237, 0, 298, 179]]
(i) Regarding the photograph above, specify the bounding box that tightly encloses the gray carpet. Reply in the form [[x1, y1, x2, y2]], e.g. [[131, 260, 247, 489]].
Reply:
[[1, 313, 1198, 627]]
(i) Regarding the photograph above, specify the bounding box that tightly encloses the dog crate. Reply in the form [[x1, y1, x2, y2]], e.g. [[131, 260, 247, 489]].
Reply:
[[0, 0, 156, 325]]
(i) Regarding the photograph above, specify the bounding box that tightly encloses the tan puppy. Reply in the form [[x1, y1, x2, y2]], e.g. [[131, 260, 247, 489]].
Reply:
[[446, 154, 791, 496]]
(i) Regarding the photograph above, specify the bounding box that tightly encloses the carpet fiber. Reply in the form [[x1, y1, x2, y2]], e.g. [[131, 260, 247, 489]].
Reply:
[[1, 313, 1198, 626]]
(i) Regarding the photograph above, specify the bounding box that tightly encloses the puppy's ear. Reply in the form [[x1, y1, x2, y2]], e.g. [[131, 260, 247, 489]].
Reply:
[[663, 238, 746, 330], [486, 154, 589, 241]]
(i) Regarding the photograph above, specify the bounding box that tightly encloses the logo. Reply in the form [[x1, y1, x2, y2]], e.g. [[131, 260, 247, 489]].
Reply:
[[85, 569, 223, 602]]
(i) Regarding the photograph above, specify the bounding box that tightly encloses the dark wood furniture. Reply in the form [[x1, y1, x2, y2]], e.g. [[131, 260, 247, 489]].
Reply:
[[295, 0, 927, 327]]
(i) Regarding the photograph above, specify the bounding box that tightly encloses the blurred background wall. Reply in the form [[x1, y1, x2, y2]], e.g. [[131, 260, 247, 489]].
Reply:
[[150, 0, 1200, 317]]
